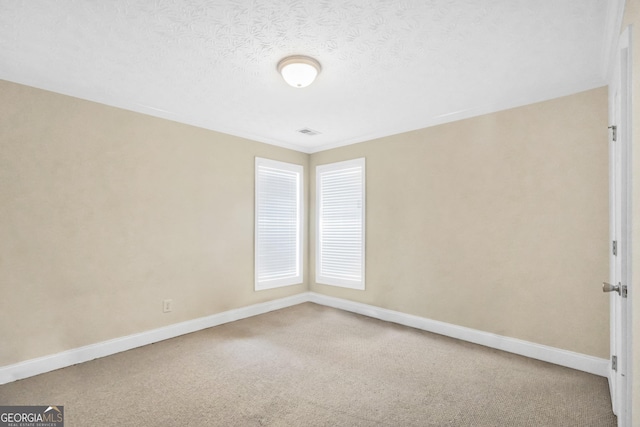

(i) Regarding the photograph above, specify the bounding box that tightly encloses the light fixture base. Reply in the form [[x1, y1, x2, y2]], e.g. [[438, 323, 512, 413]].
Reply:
[[277, 55, 321, 88]]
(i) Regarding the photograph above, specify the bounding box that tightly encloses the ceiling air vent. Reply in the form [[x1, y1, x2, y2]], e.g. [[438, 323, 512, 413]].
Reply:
[[297, 128, 321, 136]]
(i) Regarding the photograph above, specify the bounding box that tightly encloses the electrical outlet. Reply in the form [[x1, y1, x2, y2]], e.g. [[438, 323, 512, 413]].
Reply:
[[163, 299, 173, 313]]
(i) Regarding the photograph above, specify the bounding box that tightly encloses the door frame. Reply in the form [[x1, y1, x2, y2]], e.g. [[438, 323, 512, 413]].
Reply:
[[608, 25, 633, 427]]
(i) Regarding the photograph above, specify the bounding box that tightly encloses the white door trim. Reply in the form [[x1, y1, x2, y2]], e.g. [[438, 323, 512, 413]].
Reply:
[[608, 24, 633, 427]]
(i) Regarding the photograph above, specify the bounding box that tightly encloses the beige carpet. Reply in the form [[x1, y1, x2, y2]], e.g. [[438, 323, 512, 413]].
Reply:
[[0, 303, 616, 426]]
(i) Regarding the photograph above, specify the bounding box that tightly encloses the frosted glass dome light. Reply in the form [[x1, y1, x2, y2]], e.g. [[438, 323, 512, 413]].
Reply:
[[277, 55, 321, 88]]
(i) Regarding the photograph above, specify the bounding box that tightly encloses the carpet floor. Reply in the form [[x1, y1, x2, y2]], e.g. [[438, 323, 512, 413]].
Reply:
[[0, 302, 616, 426]]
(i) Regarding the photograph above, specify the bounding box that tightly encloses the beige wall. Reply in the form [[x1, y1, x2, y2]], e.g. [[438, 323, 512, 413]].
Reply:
[[622, 0, 639, 422], [310, 87, 610, 358], [0, 80, 308, 366], [1, 79, 610, 371]]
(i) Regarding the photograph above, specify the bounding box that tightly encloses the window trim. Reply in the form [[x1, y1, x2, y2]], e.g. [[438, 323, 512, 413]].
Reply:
[[315, 157, 366, 290], [255, 157, 304, 291]]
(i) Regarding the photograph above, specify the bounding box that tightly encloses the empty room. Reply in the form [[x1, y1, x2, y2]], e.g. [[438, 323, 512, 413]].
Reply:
[[1, 1, 638, 426]]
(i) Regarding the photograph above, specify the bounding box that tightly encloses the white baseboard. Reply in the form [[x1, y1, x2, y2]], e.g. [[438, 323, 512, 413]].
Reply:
[[307, 292, 610, 378], [0, 293, 308, 385], [0, 291, 609, 384]]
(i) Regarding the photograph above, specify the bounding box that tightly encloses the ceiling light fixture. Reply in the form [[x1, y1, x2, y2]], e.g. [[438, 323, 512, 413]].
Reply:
[[277, 55, 321, 88]]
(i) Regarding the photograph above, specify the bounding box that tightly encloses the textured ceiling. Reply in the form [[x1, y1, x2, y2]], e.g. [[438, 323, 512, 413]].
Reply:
[[0, 1, 618, 153]]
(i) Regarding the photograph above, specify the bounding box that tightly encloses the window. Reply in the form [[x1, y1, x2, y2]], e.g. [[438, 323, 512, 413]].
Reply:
[[255, 157, 303, 290], [316, 158, 365, 289]]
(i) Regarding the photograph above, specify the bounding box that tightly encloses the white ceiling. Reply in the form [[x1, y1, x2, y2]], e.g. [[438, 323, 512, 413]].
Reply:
[[0, 1, 618, 153]]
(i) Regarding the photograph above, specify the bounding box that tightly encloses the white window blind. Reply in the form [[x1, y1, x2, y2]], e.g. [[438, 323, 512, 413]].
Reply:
[[255, 158, 303, 290], [316, 158, 365, 289]]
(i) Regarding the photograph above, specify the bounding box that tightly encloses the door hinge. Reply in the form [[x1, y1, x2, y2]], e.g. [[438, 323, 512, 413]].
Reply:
[[612, 240, 617, 256], [621, 285, 628, 298], [609, 125, 617, 142], [612, 355, 618, 371]]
